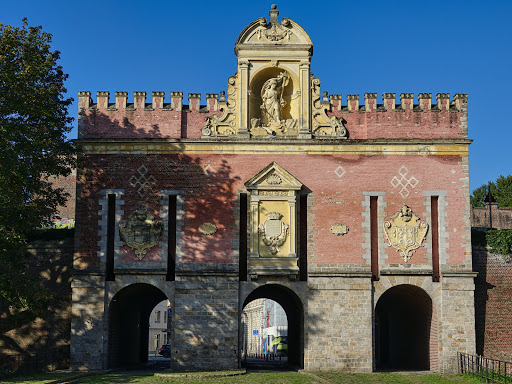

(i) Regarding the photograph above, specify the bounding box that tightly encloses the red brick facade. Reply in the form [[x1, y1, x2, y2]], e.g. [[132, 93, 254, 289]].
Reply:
[[71, 5, 475, 372]]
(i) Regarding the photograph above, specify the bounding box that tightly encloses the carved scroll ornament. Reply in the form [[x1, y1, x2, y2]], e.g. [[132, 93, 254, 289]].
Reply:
[[383, 204, 428, 262], [119, 205, 163, 260], [258, 211, 289, 255]]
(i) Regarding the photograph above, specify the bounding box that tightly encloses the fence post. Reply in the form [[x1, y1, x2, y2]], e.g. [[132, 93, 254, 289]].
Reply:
[[486, 357, 489, 383]]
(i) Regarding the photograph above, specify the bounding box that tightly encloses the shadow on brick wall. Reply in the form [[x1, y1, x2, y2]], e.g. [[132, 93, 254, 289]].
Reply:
[[0, 234, 73, 363]]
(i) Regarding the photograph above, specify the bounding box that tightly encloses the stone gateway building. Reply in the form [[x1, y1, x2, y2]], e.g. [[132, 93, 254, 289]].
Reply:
[[71, 5, 475, 372]]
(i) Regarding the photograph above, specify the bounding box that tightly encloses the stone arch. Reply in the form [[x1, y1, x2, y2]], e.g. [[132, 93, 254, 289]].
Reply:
[[241, 284, 304, 369], [107, 283, 167, 368], [374, 283, 438, 371], [248, 65, 300, 128]]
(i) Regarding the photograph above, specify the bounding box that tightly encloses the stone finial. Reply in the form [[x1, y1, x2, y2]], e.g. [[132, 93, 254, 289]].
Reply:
[[269, 4, 279, 25], [220, 91, 226, 102], [78, 91, 92, 109], [96, 91, 109, 110], [133, 91, 146, 109], [115, 91, 128, 110], [436, 93, 450, 111], [418, 93, 432, 111], [347, 94, 359, 112], [400, 93, 414, 110], [170, 91, 183, 111], [453, 93, 468, 111], [152, 91, 165, 110], [364, 93, 377, 112], [383, 93, 396, 111]]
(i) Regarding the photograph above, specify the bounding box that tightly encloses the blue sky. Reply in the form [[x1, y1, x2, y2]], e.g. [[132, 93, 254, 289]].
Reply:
[[2, 0, 511, 191]]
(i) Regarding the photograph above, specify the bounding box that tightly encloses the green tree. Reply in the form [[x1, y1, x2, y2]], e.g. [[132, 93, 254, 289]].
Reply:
[[471, 175, 512, 208], [0, 19, 75, 310], [494, 175, 512, 207], [470, 183, 491, 207]]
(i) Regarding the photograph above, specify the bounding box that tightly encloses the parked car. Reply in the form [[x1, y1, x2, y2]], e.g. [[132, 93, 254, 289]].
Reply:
[[158, 344, 171, 358]]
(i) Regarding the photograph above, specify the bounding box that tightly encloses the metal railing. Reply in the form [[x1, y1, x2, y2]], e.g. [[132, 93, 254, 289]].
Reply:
[[459, 352, 512, 384], [0, 347, 69, 379]]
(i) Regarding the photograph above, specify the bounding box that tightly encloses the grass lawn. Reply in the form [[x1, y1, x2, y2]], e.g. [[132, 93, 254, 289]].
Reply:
[[67, 371, 483, 384], [1, 370, 88, 383]]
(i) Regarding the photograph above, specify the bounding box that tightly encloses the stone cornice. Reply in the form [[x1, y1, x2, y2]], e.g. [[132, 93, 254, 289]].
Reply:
[[76, 138, 471, 156]]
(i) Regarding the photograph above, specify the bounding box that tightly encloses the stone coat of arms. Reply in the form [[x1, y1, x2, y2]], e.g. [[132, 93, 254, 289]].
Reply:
[[383, 204, 428, 262], [119, 205, 163, 260], [258, 211, 289, 255]]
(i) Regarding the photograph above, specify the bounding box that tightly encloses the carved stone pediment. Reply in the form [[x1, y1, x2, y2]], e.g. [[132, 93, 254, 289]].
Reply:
[[244, 162, 302, 191], [234, 5, 313, 49], [119, 205, 163, 260], [383, 204, 428, 262]]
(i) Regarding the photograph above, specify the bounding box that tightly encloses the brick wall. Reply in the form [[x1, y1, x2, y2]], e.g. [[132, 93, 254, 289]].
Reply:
[[473, 246, 512, 361], [0, 237, 73, 359], [472, 204, 512, 229]]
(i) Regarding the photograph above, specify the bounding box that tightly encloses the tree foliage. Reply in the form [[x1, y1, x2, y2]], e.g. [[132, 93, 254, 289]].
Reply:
[[471, 175, 512, 208], [0, 19, 75, 310]]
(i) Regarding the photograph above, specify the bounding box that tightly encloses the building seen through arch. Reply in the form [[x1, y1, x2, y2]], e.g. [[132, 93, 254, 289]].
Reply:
[[71, 4, 475, 372]]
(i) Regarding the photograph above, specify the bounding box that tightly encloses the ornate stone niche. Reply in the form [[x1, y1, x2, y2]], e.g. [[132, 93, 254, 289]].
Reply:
[[244, 162, 302, 278], [248, 68, 300, 137], [202, 5, 349, 140], [234, 5, 313, 139]]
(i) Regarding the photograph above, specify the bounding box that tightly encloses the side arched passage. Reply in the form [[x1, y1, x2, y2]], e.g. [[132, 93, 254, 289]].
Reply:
[[375, 284, 437, 371], [108, 283, 167, 368], [242, 284, 304, 369]]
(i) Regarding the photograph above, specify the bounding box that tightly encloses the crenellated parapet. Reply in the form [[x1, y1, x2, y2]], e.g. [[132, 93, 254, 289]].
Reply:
[[325, 92, 467, 113], [77, 91, 225, 139], [77, 3, 468, 141], [78, 88, 468, 140]]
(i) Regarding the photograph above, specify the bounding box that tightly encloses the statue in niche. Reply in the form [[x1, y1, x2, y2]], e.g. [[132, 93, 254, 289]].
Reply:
[[261, 72, 288, 126], [251, 71, 297, 136]]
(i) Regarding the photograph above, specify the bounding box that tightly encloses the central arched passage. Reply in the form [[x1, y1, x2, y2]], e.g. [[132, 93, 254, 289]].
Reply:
[[108, 283, 167, 368], [242, 284, 304, 370], [375, 284, 434, 371]]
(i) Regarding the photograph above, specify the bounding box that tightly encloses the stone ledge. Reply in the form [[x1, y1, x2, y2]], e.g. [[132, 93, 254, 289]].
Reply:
[[155, 369, 246, 378]]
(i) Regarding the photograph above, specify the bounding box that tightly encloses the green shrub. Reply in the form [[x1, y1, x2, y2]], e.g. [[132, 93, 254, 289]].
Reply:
[[485, 229, 512, 255]]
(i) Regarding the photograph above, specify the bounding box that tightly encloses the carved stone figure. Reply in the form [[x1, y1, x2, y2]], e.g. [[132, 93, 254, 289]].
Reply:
[[119, 205, 163, 260], [383, 204, 428, 262], [261, 72, 289, 130], [258, 211, 289, 255]]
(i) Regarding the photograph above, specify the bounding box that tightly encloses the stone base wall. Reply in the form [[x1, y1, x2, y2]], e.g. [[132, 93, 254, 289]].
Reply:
[[439, 275, 476, 372], [70, 274, 107, 370], [172, 275, 239, 371], [305, 276, 372, 372], [473, 247, 512, 361]]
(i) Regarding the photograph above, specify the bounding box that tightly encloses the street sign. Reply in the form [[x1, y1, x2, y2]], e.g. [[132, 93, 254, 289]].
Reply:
[[253, 330, 259, 335]]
